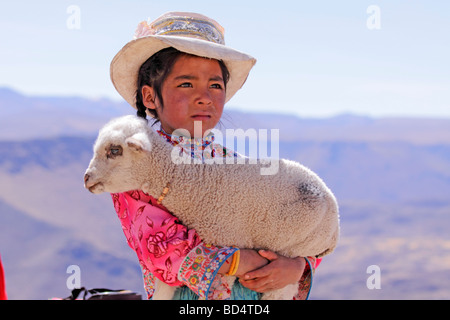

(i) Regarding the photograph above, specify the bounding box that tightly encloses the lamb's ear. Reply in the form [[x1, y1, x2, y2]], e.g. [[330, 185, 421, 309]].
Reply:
[[125, 132, 152, 152]]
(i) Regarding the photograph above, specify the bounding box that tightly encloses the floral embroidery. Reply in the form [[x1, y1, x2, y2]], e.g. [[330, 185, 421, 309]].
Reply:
[[178, 244, 237, 299], [295, 257, 318, 300], [141, 264, 156, 299], [112, 190, 201, 290]]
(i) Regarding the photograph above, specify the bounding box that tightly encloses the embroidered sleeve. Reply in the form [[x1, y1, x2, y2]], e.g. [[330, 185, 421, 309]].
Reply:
[[112, 191, 236, 300], [294, 256, 322, 300], [178, 244, 238, 300]]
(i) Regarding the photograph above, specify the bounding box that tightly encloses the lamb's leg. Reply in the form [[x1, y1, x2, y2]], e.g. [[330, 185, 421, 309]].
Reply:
[[152, 279, 177, 300], [141, 182, 151, 195], [260, 283, 298, 300]]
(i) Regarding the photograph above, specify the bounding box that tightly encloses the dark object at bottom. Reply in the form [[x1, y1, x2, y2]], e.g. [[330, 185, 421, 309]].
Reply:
[[64, 287, 142, 300]]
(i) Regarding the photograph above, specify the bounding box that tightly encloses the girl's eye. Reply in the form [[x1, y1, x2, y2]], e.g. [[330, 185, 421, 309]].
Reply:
[[210, 83, 223, 89], [178, 82, 192, 88]]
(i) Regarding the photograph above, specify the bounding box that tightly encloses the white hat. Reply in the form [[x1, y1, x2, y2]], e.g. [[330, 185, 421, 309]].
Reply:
[[110, 12, 257, 110]]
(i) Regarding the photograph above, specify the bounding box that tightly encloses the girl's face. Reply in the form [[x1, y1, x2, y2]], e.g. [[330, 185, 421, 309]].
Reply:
[[143, 55, 226, 137]]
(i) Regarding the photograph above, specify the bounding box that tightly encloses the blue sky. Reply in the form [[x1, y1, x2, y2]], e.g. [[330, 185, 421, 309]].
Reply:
[[1, 0, 449, 118]]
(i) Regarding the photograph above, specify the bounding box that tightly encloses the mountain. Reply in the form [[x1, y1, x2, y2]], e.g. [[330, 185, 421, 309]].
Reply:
[[0, 134, 145, 299], [0, 87, 130, 141], [1, 87, 449, 299], [3, 86, 450, 145]]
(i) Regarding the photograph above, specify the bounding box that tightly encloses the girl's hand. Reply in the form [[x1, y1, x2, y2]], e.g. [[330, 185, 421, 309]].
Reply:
[[234, 249, 269, 277], [238, 250, 306, 293], [218, 249, 268, 277]]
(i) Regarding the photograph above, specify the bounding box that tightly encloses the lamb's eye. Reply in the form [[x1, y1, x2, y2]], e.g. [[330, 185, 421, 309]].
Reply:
[[107, 145, 123, 158]]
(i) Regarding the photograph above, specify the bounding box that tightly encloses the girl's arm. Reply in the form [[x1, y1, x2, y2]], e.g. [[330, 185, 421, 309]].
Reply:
[[112, 191, 268, 300]]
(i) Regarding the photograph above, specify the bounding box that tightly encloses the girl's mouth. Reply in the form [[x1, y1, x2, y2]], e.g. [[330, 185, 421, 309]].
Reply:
[[191, 114, 211, 120]]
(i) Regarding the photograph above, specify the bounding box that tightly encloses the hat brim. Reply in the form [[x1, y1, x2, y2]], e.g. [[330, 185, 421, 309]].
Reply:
[[110, 35, 256, 112]]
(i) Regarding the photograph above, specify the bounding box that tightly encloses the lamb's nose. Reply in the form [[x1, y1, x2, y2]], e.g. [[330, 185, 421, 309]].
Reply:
[[84, 173, 90, 185]]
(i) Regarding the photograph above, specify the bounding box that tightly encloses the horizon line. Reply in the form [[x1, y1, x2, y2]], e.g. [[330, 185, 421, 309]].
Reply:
[[1, 85, 450, 121]]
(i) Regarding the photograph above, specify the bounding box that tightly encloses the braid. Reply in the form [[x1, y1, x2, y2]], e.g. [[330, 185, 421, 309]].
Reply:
[[135, 92, 148, 120], [136, 108, 147, 119]]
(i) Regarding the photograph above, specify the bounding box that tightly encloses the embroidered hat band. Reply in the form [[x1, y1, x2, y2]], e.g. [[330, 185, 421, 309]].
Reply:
[[134, 13, 225, 45]]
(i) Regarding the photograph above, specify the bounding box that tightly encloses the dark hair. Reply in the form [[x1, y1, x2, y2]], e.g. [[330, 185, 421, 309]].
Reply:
[[135, 47, 230, 123]]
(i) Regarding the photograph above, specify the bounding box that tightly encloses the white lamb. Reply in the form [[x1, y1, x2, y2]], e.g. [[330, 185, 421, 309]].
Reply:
[[84, 115, 339, 300]]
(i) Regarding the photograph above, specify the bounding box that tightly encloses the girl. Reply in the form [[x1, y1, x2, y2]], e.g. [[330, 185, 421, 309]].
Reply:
[[110, 12, 321, 300]]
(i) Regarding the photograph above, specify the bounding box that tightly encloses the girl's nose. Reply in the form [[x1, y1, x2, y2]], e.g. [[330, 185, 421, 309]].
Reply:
[[195, 87, 213, 106]]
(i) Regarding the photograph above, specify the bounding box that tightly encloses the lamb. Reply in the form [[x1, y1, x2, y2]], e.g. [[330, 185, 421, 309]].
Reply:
[[84, 115, 340, 300]]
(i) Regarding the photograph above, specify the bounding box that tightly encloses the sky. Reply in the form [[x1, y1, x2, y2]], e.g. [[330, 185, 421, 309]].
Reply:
[[1, 0, 449, 118]]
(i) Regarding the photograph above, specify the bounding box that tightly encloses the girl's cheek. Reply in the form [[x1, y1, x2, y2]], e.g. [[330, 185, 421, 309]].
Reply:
[[168, 94, 189, 109]]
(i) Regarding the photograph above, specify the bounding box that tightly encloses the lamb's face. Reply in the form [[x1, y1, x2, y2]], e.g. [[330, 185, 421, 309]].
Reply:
[[84, 140, 134, 194], [84, 116, 152, 194]]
